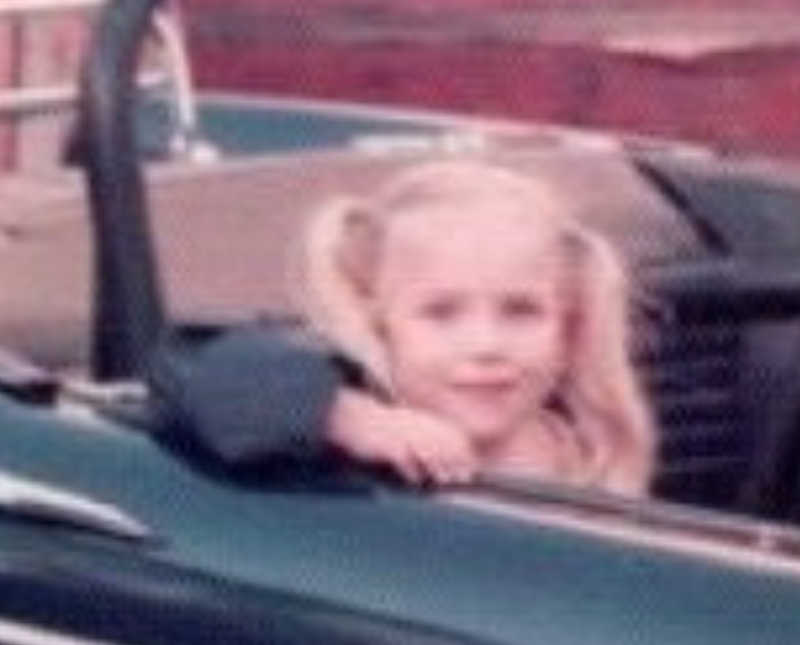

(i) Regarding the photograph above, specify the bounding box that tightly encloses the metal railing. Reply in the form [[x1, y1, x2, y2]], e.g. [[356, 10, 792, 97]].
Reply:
[[0, 0, 208, 161], [0, 0, 103, 14]]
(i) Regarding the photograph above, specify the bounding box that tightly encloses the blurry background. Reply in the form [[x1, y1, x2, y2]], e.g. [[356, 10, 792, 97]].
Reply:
[[3, 1, 800, 512], [185, 0, 800, 158], [3, 0, 800, 174], [2, 0, 800, 369]]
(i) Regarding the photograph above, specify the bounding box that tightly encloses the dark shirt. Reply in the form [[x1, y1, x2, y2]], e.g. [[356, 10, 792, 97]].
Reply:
[[146, 323, 396, 490], [148, 325, 342, 462]]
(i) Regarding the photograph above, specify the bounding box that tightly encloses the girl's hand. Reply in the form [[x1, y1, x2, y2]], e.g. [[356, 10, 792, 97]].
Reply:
[[326, 388, 478, 485]]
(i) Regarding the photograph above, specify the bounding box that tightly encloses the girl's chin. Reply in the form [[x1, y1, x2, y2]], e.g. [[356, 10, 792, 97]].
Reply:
[[449, 412, 521, 445], [442, 388, 539, 436]]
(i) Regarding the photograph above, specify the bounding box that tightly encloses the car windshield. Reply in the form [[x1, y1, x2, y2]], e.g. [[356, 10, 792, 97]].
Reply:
[[3, 0, 800, 534]]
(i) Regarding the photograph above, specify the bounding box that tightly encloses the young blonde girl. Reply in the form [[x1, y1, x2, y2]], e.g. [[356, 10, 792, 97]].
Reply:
[[299, 160, 655, 498]]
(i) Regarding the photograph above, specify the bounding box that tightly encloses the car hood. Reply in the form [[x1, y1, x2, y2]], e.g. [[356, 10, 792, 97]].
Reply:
[[1, 394, 799, 644]]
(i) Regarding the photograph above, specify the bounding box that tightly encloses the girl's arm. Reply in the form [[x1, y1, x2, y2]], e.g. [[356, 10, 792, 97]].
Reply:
[[327, 388, 477, 485], [148, 324, 477, 483], [148, 325, 341, 466]]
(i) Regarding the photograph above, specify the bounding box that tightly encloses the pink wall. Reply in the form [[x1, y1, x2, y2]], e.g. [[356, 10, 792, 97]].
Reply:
[[3, 2, 799, 170], [186, 0, 796, 9], [0, 21, 16, 171], [186, 8, 800, 159]]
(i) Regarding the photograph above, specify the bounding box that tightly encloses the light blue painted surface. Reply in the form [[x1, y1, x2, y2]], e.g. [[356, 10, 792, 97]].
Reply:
[[136, 97, 442, 158], [1, 394, 799, 645]]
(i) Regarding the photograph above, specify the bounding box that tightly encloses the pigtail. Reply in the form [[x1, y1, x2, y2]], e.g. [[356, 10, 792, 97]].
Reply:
[[560, 228, 656, 497], [297, 198, 391, 388]]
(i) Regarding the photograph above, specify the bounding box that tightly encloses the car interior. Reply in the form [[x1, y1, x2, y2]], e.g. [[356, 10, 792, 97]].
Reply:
[[4, 0, 800, 531]]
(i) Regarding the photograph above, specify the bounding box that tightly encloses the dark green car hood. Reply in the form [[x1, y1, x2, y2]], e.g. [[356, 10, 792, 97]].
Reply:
[[0, 394, 798, 645]]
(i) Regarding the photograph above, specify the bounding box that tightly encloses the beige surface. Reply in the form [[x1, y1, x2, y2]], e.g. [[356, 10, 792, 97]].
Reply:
[[1, 153, 416, 367], [1, 143, 697, 369]]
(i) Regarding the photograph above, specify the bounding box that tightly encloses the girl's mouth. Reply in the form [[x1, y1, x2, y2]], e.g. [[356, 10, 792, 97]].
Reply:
[[450, 380, 517, 399]]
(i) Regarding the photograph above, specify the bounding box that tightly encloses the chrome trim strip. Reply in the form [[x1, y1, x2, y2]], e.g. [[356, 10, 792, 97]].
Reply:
[[437, 479, 800, 579], [0, 617, 116, 645], [0, 470, 153, 541]]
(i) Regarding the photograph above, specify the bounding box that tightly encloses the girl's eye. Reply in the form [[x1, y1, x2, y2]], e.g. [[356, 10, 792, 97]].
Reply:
[[501, 296, 543, 319], [419, 299, 460, 321]]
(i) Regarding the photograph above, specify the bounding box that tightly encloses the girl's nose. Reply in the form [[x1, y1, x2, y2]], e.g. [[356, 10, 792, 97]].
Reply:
[[460, 315, 506, 360]]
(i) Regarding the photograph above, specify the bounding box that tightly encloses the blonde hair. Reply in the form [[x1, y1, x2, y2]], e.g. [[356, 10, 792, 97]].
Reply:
[[297, 161, 655, 497]]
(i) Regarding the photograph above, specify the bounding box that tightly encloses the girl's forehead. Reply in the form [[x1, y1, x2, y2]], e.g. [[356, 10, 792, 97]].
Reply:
[[377, 206, 564, 290], [384, 204, 560, 255]]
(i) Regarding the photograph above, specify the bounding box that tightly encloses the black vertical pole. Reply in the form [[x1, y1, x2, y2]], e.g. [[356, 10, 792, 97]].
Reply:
[[7, 15, 24, 171], [81, 0, 166, 380]]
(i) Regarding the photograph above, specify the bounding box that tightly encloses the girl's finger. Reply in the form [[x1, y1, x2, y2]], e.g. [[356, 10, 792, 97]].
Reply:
[[390, 443, 426, 485], [412, 437, 468, 486], [433, 433, 477, 484]]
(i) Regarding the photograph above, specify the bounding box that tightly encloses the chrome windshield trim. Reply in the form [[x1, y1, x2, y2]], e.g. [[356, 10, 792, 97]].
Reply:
[[435, 473, 800, 578], [0, 470, 154, 543]]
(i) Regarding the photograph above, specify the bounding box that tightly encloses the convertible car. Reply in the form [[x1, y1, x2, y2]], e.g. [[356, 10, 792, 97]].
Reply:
[[4, 0, 800, 643]]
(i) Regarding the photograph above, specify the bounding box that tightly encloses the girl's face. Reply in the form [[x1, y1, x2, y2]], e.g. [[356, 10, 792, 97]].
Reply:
[[373, 206, 567, 448]]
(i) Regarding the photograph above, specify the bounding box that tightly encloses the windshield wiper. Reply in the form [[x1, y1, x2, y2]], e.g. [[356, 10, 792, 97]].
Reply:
[[0, 471, 156, 544]]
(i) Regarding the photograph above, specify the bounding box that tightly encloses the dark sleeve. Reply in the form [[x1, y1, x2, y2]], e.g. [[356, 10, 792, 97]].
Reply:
[[147, 326, 343, 467]]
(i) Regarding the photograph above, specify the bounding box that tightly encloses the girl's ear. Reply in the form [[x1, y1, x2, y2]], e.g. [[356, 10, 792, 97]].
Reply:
[[337, 206, 381, 297], [561, 227, 655, 496], [298, 198, 391, 388]]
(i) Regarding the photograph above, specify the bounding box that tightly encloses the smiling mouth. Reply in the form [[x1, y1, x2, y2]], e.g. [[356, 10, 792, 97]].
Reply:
[[450, 381, 516, 398]]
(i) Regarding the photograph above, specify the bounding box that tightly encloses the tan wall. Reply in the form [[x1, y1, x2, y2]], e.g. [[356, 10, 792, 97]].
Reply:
[[0, 13, 91, 173], [0, 20, 16, 171]]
